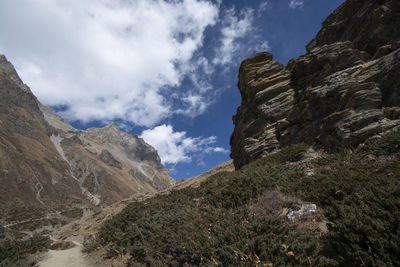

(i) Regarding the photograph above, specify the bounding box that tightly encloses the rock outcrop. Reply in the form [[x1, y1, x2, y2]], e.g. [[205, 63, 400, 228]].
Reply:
[[0, 55, 174, 238], [231, 0, 400, 169]]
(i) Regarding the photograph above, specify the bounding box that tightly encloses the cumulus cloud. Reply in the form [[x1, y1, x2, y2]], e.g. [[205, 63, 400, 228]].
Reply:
[[289, 0, 304, 10], [140, 124, 228, 164], [0, 0, 266, 129], [0, 0, 219, 127]]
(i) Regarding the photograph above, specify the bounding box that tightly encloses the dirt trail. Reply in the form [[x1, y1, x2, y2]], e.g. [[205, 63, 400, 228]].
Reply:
[[37, 239, 96, 267]]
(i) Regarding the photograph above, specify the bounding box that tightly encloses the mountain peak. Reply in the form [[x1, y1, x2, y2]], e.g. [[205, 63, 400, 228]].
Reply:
[[104, 122, 119, 130]]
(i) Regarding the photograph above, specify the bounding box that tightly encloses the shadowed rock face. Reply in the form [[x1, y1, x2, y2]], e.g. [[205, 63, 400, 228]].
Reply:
[[231, 0, 400, 169], [306, 0, 400, 56], [0, 55, 174, 238]]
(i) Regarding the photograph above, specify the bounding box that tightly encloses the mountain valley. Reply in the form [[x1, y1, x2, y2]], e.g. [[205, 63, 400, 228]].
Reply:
[[1, 0, 400, 266]]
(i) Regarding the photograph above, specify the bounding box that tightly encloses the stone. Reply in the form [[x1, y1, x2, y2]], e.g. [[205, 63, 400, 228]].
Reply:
[[287, 203, 317, 220]]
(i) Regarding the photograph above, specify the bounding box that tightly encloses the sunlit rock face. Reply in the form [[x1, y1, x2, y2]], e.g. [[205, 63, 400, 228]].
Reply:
[[0, 55, 174, 238], [41, 104, 176, 206], [231, 0, 400, 169]]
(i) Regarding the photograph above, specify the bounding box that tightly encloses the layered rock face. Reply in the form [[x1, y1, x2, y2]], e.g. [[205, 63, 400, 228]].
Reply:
[[0, 55, 174, 238], [231, 0, 400, 169]]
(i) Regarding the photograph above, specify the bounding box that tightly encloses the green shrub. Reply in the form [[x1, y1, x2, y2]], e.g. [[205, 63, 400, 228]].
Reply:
[[360, 130, 400, 156], [95, 131, 400, 266], [0, 234, 50, 266], [245, 143, 310, 167]]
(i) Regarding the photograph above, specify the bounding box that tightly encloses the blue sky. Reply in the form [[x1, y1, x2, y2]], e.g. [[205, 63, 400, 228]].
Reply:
[[0, 0, 344, 179]]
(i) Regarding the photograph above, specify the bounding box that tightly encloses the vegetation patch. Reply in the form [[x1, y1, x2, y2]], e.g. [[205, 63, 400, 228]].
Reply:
[[91, 132, 400, 266], [0, 234, 50, 266]]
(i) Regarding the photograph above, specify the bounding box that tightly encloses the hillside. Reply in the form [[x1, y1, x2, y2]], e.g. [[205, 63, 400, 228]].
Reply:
[[0, 55, 174, 243], [172, 160, 234, 190], [0, 55, 88, 240], [86, 132, 400, 266], [47, 160, 234, 247]]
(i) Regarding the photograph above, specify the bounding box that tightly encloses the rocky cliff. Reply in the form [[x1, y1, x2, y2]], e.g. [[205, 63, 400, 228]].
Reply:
[[231, 0, 400, 169], [0, 55, 174, 238]]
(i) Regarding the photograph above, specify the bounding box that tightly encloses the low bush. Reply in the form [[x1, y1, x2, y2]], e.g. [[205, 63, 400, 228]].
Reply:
[[360, 130, 400, 156], [94, 131, 400, 266], [0, 234, 50, 266]]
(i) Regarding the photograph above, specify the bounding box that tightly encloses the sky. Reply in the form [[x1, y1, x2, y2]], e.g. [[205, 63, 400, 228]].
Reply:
[[0, 0, 345, 179]]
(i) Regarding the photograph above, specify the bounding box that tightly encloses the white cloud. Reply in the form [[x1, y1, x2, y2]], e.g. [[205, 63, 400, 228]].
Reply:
[[205, 147, 229, 153], [140, 124, 228, 164], [0, 0, 219, 127], [0, 0, 268, 132], [254, 41, 271, 52], [213, 8, 254, 65], [176, 94, 208, 117], [289, 0, 304, 10], [259, 1, 271, 13]]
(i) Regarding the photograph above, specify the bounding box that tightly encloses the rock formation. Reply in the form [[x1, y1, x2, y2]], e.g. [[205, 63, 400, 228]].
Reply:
[[231, 0, 400, 169], [0, 55, 174, 238]]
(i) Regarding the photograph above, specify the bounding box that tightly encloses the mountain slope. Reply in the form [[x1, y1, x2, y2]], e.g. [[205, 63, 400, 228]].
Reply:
[[87, 131, 400, 266], [0, 55, 174, 240], [0, 55, 87, 237], [172, 160, 234, 190], [40, 105, 175, 205], [53, 160, 234, 245]]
